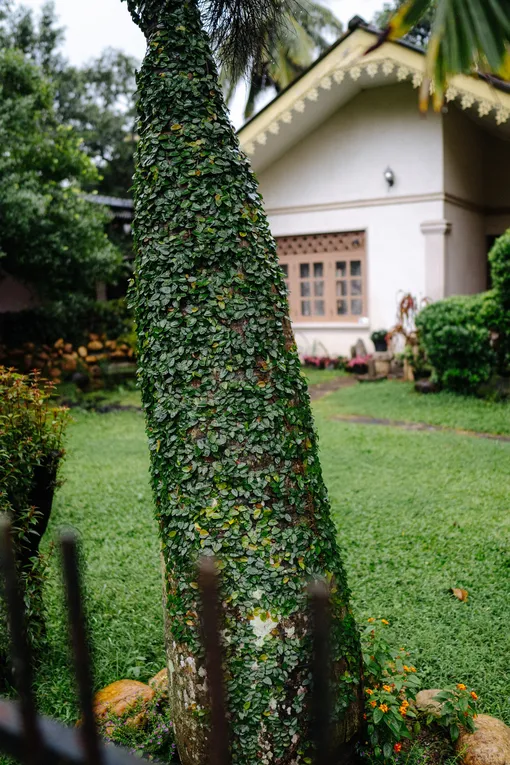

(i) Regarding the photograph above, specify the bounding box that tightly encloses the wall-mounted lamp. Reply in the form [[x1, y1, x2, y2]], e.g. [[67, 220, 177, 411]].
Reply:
[[384, 167, 395, 188]]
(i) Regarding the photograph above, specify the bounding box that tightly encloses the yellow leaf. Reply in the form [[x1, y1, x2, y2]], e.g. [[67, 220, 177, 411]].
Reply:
[[171, 124, 183, 131], [451, 587, 468, 602]]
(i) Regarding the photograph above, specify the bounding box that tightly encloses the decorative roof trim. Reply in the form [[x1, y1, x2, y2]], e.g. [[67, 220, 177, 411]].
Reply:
[[239, 27, 510, 157]]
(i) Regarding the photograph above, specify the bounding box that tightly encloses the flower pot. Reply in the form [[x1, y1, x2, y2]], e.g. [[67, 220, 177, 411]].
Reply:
[[373, 340, 388, 352]]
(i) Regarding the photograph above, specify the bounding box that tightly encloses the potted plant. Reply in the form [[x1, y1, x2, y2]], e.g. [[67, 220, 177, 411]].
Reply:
[[371, 330, 389, 352]]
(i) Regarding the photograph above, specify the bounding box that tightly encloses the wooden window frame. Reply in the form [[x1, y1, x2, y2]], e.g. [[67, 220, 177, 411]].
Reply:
[[277, 232, 367, 323]]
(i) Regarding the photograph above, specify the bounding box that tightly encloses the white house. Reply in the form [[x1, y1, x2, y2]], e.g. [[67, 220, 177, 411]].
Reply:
[[238, 17, 510, 357]]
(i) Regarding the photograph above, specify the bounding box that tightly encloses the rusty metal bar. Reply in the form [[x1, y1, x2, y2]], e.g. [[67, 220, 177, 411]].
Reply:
[[60, 531, 103, 765], [309, 578, 332, 765], [0, 517, 43, 765], [198, 556, 231, 765]]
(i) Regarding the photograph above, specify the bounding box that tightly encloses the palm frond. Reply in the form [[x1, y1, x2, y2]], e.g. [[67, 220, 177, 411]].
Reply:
[[374, 0, 510, 111]]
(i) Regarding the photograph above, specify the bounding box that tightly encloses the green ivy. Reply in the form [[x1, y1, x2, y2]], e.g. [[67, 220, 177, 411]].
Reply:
[[124, 1, 362, 762]]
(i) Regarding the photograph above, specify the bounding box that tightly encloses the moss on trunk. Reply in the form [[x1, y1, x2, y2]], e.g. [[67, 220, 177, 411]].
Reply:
[[126, 1, 363, 762]]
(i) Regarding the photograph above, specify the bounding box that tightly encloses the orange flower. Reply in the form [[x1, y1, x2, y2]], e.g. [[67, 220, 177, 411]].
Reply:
[[403, 665, 410, 672], [367, 617, 375, 623], [401, 699, 409, 708], [365, 689, 374, 695], [381, 619, 390, 625], [457, 683, 467, 691], [394, 743, 402, 753], [370, 700, 377, 708], [471, 692, 478, 700], [399, 705, 408, 717], [383, 685, 392, 692], [410, 666, 417, 673], [379, 704, 389, 713], [363, 713, 367, 720]]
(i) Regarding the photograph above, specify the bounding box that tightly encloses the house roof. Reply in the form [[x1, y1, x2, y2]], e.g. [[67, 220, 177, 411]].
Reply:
[[238, 17, 510, 173]]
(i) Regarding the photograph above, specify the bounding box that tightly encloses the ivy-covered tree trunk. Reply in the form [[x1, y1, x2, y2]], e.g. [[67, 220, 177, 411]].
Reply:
[[126, 1, 363, 763]]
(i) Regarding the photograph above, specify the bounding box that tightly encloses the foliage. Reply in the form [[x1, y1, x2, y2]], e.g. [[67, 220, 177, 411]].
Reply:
[[416, 296, 497, 392], [489, 229, 510, 310], [0, 297, 133, 348], [373, 1, 434, 48], [347, 355, 371, 373], [0, 368, 68, 653], [431, 686, 478, 742], [371, 330, 389, 346], [373, 0, 510, 111], [98, 691, 177, 761], [220, 0, 342, 119], [124, 0, 362, 760], [362, 619, 421, 760], [0, 48, 121, 301]]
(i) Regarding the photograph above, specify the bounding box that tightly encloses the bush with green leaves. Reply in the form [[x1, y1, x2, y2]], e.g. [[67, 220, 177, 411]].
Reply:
[[0, 368, 69, 659], [489, 229, 510, 309], [416, 295, 497, 393]]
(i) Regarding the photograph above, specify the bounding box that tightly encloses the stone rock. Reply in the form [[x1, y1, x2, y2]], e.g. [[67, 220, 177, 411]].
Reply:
[[415, 689, 444, 717], [351, 338, 368, 358], [64, 343, 73, 354], [61, 354, 77, 373], [77, 346, 88, 359], [93, 680, 155, 725], [54, 338, 65, 349], [88, 340, 104, 352], [86, 355, 98, 364], [149, 668, 169, 698], [456, 715, 510, 765], [415, 379, 440, 394]]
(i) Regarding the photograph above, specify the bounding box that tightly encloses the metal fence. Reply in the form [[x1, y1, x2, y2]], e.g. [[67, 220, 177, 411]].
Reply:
[[0, 520, 333, 765]]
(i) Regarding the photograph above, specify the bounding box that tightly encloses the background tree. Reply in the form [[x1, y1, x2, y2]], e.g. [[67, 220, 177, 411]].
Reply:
[[0, 48, 120, 300], [123, 1, 362, 764], [373, 0, 434, 48], [221, 0, 342, 119]]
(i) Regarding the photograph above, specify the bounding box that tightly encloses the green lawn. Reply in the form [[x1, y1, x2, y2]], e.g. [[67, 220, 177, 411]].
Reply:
[[301, 366, 346, 387], [316, 379, 510, 435], [32, 379, 510, 733]]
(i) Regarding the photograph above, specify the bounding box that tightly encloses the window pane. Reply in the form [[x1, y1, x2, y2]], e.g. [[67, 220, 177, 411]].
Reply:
[[314, 300, 325, 316], [314, 281, 324, 296], [300, 281, 311, 297], [313, 262, 323, 278], [337, 299, 347, 315], [280, 263, 288, 277], [350, 260, 361, 277], [300, 263, 310, 278], [351, 298, 363, 315], [301, 300, 311, 316], [351, 279, 362, 295], [336, 261, 346, 278], [336, 281, 347, 296]]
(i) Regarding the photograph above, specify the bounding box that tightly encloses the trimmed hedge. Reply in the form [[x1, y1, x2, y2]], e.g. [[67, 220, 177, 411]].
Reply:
[[416, 293, 498, 393], [489, 229, 510, 309]]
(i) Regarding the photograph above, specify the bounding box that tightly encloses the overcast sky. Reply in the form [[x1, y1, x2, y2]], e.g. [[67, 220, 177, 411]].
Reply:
[[22, 0, 385, 66], [21, 0, 385, 125]]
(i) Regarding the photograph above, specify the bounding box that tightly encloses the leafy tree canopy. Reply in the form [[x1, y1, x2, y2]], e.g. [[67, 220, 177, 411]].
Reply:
[[0, 48, 121, 300]]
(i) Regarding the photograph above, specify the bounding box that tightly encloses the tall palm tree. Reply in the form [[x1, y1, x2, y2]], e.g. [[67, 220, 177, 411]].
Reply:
[[221, 1, 342, 120], [373, 0, 510, 110], [122, 1, 362, 764]]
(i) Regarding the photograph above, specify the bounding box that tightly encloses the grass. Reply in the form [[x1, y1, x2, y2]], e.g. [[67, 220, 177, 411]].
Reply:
[[26, 378, 510, 737], [301, 366, 346, 387], [316, 379, 510, 435]]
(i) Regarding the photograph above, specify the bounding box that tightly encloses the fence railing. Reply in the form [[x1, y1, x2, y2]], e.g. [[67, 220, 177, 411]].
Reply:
[[0, 519, 334, 765]]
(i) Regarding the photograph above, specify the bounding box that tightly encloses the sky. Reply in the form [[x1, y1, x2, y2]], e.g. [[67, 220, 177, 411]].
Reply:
[[21, 0, 386, 125], [22, 0, 385, 66]]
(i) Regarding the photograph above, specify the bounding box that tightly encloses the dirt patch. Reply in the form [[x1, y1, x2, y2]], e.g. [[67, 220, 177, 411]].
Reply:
[[308, 375, 357, 401], [332, 414, 510, 442]]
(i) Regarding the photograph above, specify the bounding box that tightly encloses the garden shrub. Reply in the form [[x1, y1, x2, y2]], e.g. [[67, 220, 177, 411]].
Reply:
[[489, 229, 510, 309], [0, 369, 68, 665], [0, 296, 133, 349], [416, 296, 497, 393]]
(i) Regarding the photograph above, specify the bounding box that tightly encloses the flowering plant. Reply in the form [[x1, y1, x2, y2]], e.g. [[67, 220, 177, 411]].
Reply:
[[431, 685, 478, 741], [347, 355, 372, 373], [362, 619, 421, 760]]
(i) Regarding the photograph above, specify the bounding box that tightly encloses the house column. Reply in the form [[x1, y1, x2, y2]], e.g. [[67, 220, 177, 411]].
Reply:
[[421, 219, 451, 301]]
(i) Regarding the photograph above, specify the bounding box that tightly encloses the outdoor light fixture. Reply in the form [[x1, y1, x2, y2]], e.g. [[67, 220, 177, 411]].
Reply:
[[384, 167, 395, 188]]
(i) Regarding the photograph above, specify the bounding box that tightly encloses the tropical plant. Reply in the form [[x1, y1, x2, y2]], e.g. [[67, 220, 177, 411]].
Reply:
[[0, 48, 121, 301], [372, 0, 510, 110], [122, 1, 363, 763], [373, 0, 434, 48], [220, 0, 342, 119]]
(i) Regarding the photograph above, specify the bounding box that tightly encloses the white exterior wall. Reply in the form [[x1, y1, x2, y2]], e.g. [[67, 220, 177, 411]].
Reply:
[[257, 83, 444, 356]]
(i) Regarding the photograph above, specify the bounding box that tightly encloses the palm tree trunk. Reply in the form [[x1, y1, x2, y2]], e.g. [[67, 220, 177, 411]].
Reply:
[[128, 1, 363, 762]]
